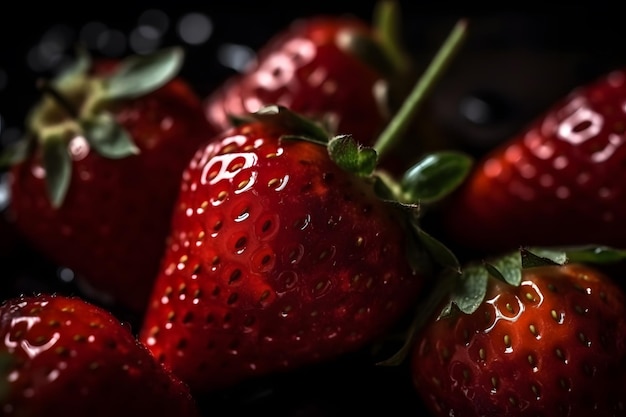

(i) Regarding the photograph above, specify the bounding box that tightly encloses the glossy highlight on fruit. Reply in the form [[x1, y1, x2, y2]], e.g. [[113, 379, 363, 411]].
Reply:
[[442, 68, 626, 254], [411, 250, 626, 417], [140, 110, 432, 394], [0, 293, 200, 417]]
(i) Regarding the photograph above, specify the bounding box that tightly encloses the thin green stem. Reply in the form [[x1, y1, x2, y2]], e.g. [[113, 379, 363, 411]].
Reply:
[[374, 18, 469, 157]]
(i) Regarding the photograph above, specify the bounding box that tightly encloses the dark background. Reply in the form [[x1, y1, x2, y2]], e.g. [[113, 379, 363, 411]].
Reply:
[[1, 2, 626, 416], [2, 3, 626, 154]]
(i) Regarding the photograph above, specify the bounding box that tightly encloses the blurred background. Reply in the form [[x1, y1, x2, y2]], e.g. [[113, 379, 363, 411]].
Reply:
[[2, 2, 625, 160], [1, 1, 625, 415]]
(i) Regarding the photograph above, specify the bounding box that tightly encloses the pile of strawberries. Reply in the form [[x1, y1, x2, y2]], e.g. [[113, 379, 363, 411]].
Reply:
[[2, 2, 626, 416]]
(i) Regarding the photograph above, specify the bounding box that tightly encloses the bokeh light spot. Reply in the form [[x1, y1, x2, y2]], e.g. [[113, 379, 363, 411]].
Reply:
[[177, 12, 213, 45], [217, 43, 255, 72]]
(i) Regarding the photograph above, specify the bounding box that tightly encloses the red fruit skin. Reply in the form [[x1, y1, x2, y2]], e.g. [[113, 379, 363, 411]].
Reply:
[[0, 294, 200, 417], [411, 263, 626, 417], [206, 16, 388, 144], [442, 68, 626, 254], [204, 16, 436, 173], [139, 121, 430, 394], [8, 67, 216, 315]]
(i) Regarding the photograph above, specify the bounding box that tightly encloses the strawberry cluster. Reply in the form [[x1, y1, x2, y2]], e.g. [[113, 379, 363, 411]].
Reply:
[[2, 2, 626, 417]]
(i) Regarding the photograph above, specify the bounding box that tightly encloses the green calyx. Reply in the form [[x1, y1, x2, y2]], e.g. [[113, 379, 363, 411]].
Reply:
[[0, 47, 184, 208], [443, 245, 626, 318], [378, 245, 626, 367]]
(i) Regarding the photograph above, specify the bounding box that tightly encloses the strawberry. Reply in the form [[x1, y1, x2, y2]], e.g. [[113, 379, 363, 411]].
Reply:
[[0, 293, 200, 417], [138, 98, 475, 394], [1, 48, 217, 316], [409, 247, 626, 417], [203, 1, 446, 175], [440, 67, 626, 257], [139, 20, 469, 394]]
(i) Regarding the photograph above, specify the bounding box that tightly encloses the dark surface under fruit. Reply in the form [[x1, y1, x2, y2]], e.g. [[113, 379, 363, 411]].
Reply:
[[3, 3, 626, 416]]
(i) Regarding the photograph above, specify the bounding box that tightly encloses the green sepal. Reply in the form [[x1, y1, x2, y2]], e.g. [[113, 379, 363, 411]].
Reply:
[[42, 135, 72, 208], [444, 263, 488, 317], [530, 245, 626, 264], [254, 105, 332, 144], [81, 112, 139, 158], [101, 47, 184, 101], [53, 46, 91, 90], [520, 248, 561, 268], [377, 267, 459, 366], [400, 151, 473, 203], [327, 135, 377, 177], [442, 247, 587, 318], [414, 224, 460, 273]]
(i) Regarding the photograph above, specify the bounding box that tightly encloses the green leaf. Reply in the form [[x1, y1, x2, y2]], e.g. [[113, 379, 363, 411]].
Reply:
[[532, 245, 626, 265], [42, 136, 72, 208], [520, 248, 561, 268], [401, 151, 473, 203], [102, 47, 184, 101], [53, 46, 91, 90], [327, 135, 377, 176], [377, 268, 457, 367], [415, 225, 460, 272], [445, 264, 488, 316], [256, 105, 331, 144], [486, 252, 523, 286], [81, 112, 139, 159]]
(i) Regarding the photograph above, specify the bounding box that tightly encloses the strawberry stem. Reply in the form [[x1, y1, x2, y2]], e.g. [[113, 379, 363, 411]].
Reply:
[[36, 78, 79, 119], [373, 18, 468, 158], [373, 0, 410, 75]]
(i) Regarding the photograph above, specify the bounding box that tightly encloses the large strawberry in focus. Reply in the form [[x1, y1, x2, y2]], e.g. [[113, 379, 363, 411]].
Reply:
[[0, 293, 200, 417], [1, 48, 217, 316], [441, 67, 626, 256], [410, 247, 626, 417], [139, 104, 469, 394], [204, 1, 445, 175]]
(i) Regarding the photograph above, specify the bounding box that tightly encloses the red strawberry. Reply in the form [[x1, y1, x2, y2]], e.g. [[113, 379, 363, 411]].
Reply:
[[409, 247, 626, 417], [137, 103, 472, 394], [0, 293, 200, 417], [203, 1, 446, 174], [1, 48, 217, 316], [440, 67, 626, 256]]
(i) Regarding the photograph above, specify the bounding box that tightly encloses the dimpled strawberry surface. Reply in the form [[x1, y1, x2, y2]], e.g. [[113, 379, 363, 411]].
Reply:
[[2, 3, 626, 416]]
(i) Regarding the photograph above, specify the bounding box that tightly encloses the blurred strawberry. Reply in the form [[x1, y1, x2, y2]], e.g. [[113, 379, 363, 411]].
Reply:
[[440, 67, 626, 257], [0, 293, 200, 417], [1, 48, 217, 316], [204, 1, 447, 175]]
